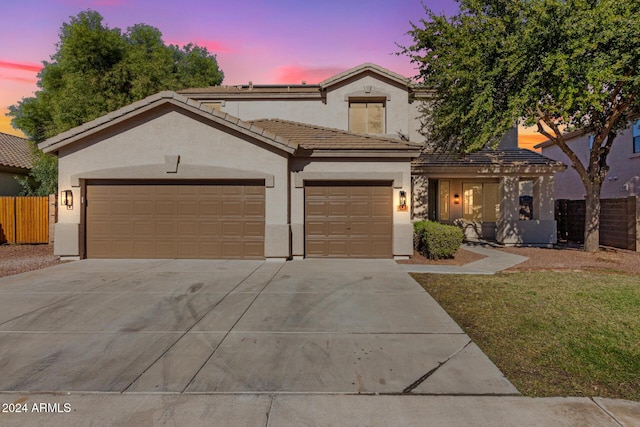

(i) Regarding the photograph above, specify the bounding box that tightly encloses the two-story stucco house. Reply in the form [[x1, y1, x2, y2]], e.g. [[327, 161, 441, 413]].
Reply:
[[39, 63, 564, 260], [536, 120, 640, 200]]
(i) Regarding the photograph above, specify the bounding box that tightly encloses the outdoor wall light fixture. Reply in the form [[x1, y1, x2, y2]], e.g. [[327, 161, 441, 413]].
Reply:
[[398, 190, 408, 211], [453, 194, 460, 204], [61, 190, 73, 207]]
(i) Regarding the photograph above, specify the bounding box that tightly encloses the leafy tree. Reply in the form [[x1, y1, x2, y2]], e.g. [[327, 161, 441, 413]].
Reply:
[[401, 0, 640, 252], [8, 10, 224, 194]]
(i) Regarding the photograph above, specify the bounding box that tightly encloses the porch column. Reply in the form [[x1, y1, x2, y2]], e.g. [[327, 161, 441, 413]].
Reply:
[[412, 175, 429, 221], [533, 175, 555, 221], [497, 176, 520, 245]]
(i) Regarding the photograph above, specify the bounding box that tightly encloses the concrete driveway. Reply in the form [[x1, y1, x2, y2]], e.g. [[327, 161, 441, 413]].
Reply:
[[0, 259, 517, 395]]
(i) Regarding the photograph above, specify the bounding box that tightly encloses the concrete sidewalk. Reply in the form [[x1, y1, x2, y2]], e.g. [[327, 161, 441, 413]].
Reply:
[[0, 393, 638, 426], [401, 243, 529, 274]]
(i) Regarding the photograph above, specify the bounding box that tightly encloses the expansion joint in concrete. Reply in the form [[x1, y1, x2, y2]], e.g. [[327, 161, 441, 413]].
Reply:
[[402, 339, 472, 394], [264, 394, 275, 427], [591, 397, 624, 427]]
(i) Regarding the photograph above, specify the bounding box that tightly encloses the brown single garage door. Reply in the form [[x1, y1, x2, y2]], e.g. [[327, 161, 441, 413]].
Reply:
[[86, 180, 264, 259], [305, 182, 392, 258]]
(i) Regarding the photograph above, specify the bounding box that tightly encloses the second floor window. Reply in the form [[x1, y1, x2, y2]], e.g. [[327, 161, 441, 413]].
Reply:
[[349, 101, 385, 134], [633, 120, 640, 154]]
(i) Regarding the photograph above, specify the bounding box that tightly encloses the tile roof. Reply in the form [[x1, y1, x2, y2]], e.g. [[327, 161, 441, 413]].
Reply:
[[0, 132, 34, 170], [179, 85, 320, 95], [413, 148, 565, 168], [248, 119, 421, 152]]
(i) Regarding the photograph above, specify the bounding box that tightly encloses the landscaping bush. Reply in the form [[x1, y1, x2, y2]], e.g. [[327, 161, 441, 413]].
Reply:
[[413, 220, 464, 259]]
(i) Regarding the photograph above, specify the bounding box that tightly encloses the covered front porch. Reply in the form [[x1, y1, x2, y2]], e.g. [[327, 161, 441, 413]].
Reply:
[[412, 148, 567, 247]]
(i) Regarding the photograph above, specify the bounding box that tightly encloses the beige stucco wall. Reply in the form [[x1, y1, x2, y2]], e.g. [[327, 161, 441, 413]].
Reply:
[[289, 158, 413, 258], [541, 125, 640, 200], [54, 107, 290, 259]]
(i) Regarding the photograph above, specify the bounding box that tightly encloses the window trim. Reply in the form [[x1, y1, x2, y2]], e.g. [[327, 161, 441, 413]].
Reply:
[[348, 98, 387, 135]]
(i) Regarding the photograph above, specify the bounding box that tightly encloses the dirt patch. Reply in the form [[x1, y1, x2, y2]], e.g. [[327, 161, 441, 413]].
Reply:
[[397, 248, 486, 266], [498, 245, 640, 274], [0, 244, 68, 278]]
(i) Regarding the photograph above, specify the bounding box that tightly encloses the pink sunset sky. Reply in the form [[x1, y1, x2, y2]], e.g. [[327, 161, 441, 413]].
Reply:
[[0, 0, 543, 149]]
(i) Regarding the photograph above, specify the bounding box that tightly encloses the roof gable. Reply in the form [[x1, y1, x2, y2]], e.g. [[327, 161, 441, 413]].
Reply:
[[38, 92, 298, 156], [0, 132, 34, 170], [319, 63, 411, 89]]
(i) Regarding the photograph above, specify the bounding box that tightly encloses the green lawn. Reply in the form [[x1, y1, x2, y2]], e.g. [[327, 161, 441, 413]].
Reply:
[[411, 272, 640, 401]]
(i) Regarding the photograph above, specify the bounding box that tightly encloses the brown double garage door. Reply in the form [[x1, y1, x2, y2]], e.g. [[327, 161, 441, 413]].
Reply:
[[85, 180, 393, 259], [86, 181, 265, 259]]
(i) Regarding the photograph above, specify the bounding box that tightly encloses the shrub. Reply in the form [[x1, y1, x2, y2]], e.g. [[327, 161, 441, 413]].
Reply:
[[413, 220, 464, 259]]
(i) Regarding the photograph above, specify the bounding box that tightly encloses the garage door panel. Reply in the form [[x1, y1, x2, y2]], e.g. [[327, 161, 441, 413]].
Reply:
[[244, 186, 264, 196], [327, 241, 349, 256], [350, 201, 370, 216], [112, 200, 132, 215], [372, 202, 391, 216], [328, 202, 349, 216], [199, 201, 221, 215], [133, 221, 154, 236], [222, 221, 243, 236], [242, 242, 265, 258], [244, 200, 265, 217], [222, 201, 243, 216], [89, 220, 111, 236], [305, 221, 327, 236], [113, 240, 134, 257], [305, 183, 392, 258], [328, 221, 348, 236], [349, 221, 371, 236], [177, 221, 199, 236], [328, 186, 350, 197], [155, 221, 177, 236], [370, 240, 393, 257], [349, 240, 371, 257], [244, 222, 265, 237], [306, 201, 327, 216], [198, 241, 222, 257], [305, 240, 326, 256], [178, 201, 199, 216], [86, 182, 265, 259], [200, 221, 222, 236], [349, 186, 372, 197], [112, 221, 134, 236]]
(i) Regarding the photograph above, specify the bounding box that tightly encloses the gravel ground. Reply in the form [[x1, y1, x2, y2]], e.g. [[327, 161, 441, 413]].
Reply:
[[0, 244, 68, 278], [499, 245, 640, 274], [400, 243, 640, 274]]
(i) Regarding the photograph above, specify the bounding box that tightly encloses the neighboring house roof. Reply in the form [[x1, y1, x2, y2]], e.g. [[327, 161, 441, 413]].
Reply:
[[38, 91, 419, 159], [249, 119, 421, 155], [413, 148, 566, 174], [0, 132, 34, 171], [534, 129, 585, 149]]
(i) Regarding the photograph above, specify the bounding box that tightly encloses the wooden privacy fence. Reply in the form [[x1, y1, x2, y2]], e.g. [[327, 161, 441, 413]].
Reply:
[[0, 196, 50, 244], [556, 196, 640, 251]]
